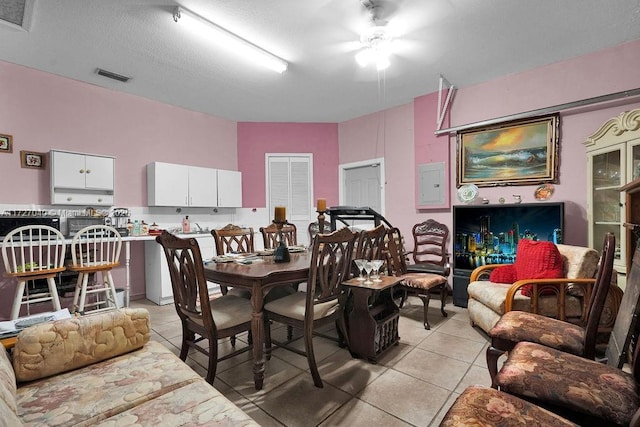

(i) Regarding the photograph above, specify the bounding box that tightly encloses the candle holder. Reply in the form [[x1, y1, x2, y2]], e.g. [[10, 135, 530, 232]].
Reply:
[[316, 209, 327, 235], [273, 219, 290, 263]]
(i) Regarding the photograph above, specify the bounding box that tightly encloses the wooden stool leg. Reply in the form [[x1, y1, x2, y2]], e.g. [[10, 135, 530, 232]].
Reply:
[[47, 277, 61, 311], [105, 271, 119, 309], [78, 273, 90, 314], [72, 273, 83, 313], [11, 280, 27, 320]]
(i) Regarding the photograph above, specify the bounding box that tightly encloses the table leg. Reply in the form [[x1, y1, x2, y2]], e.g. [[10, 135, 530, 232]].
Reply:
[[250, 284, 265, 390], [124, 241, 131, 307]]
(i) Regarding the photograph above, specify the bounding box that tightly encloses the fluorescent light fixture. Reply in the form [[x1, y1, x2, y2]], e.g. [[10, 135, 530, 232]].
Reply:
[[355, 25, 392, 71], [173, 6, 288, 73]]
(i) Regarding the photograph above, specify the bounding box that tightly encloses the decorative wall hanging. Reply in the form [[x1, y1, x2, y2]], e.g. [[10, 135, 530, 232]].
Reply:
[[456, 114, 559, 187], [20, 150, 46, 169], [0, 134, 13, 153]]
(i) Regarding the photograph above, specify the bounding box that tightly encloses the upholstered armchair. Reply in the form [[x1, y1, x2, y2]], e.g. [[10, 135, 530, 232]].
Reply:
[[467, 242, 607, 334]]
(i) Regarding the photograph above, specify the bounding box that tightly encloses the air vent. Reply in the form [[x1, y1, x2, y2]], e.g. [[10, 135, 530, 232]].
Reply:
[[0, 0, 33, 31], [96, 68, 131, 83]]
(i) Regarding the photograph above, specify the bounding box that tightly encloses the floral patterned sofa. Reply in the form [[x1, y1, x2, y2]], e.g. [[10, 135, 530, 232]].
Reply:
[[0, 308, 257, 427], [467, 243, 619, 334]]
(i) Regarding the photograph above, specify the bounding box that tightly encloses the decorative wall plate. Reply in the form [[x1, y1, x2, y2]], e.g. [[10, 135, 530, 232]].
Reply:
[[458, 184, 479, 203], [534, 183, 555, 201]]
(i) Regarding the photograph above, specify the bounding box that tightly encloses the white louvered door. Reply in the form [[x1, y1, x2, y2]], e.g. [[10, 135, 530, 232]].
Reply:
[[267, 154, 313, 246]]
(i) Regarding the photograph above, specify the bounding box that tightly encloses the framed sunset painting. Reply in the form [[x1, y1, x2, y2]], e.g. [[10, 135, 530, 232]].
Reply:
[[456, 114, 560, 187]]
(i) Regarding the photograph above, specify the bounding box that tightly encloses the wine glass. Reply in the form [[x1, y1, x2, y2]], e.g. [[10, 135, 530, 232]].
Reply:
[[354, 259, 366, 281], [370, 259, 384, 282], [363, 261, 374, 285]]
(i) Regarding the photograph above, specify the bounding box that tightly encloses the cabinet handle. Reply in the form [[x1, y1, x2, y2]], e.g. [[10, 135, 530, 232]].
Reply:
[[67, 197, 72, 201], [79, 169, 85, 174], [98, 198, 103, 202], [86, 169, 91, 174]]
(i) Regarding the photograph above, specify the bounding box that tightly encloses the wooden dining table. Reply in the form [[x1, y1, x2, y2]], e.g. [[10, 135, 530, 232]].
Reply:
[[203, 251, 311, 390]]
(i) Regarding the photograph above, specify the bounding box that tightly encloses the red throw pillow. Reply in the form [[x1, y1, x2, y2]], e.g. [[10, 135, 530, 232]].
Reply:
[[489, 265, 517, 284], [514, 239, 564, 296]]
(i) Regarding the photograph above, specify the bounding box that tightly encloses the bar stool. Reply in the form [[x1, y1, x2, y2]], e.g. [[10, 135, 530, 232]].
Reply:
[[1, 225, 66, 319], [69, 225, 122, 314]]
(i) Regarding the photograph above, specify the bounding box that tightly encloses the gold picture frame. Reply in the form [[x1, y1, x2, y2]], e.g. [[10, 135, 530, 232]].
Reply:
[[0, 134, 13, 153], [456, 114, 560, 187], [20, 151, 46, 169]]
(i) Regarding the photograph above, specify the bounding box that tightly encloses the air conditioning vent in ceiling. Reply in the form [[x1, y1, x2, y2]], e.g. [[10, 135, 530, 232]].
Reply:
[[0, 0, 33, 31], [96, 68, 132, 83]]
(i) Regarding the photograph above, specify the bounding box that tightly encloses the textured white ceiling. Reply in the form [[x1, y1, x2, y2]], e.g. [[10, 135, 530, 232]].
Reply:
[[0, 0, 639, 123]]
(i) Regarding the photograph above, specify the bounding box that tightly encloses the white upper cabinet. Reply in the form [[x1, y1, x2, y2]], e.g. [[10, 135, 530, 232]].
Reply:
[[147, 162, 190, 207], [189, 166, 218, 207], [50, 150, 115, 206], [217, 169, 242, 207], [147, 162, 238, 208]]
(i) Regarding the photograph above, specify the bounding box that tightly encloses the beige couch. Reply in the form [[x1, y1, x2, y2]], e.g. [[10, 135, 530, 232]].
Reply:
[[0, 308, 257, 427], [467, 243, 602, 334]]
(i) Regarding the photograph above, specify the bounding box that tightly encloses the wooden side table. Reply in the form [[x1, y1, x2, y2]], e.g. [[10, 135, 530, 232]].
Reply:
[[342, 275, 402, 363]]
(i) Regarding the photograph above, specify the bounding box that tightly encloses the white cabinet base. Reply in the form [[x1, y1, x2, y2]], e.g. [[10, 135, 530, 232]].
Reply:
[[145, 236, 219, 305]]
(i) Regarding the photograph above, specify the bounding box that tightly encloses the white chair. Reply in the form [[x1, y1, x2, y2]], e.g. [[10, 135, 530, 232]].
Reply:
[[2, 225, 66, 319], [69, 225, 122, 314]]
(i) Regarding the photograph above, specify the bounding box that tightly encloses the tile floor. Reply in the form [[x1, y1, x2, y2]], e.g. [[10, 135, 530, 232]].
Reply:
[[131, 296, 494, 427]]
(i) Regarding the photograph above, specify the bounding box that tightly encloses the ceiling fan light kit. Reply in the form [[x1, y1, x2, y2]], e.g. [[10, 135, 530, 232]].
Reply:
[[172, 6, 288, 74], [355, 25, 392, 71]]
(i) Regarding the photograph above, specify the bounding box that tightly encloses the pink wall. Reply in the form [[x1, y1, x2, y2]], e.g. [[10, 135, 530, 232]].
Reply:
[[0, 62, 238, 207], [339, 104, 417, 239], [237, 122, 339, 208], [445, 39, 640, 246], [340, 40, 640, 250], [0, 61, 238, 319]]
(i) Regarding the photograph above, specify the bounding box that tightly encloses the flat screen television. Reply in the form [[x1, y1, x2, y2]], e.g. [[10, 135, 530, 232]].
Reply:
[[453, 202, 564, 273]]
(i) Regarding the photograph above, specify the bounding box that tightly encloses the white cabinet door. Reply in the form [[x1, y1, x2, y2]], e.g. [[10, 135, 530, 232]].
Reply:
[[217, 169, 242, 207], [52, 151, 87, 188], [85, 155, 114, 190], [189, 166, 218, 207], [147, 162, 189, 206]]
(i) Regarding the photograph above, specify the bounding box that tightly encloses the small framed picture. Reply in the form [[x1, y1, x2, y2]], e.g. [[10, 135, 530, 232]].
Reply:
[[0, 134, 12, 153], [20, 151, 46, 169]]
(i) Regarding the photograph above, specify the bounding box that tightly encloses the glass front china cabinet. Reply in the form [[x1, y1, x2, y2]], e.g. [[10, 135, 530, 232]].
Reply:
[[585, 108, 640, 289]]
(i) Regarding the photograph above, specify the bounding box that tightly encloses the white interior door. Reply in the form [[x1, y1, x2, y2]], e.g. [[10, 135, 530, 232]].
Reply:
[[339, 158, 385, 228]]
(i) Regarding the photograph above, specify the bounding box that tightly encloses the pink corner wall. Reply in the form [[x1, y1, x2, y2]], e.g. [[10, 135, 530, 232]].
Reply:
[[443, 39, 640, 246], [0, 61, 238, 207], [339, 104, 416, 239], [237, 122, 339, 208], [0, 61, 238, 318], [340, 40, 640, 250]]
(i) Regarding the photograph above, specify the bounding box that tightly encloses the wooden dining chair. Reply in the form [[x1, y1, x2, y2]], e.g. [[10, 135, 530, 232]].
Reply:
[[156, 231, 253, 385], [211, 224, 255, 255], [2, 225, 66, 319], [263, 227, 357, 388], [407, 219, 450, 277], [68, 225, 122, 314], [486, 233, 616, 387], [354, 224, 387, 261], [386, 227, 448, 329], [259, 222, 297, 249], [211, 224, 255, 295], [307, 221, 334, 241]]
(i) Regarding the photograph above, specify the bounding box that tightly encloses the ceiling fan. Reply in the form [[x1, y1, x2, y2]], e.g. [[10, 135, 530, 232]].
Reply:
[[355, 0, 398, 70]]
